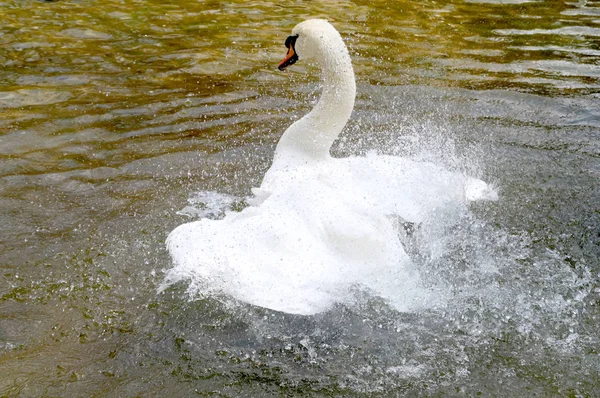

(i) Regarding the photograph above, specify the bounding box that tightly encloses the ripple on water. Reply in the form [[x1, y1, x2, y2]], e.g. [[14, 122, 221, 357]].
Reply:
[[107, 11, 132, 20], [464, 0, 541, 3], [12, 41, 55, 50], [0, 89, 73, 108], [495, 26, 600, 37], [59, 28, 113, 40], [438, 58, 600, 86], [15, 74, 91, 86], [510, 45, 600, 57], [562, 8, 600, 17]]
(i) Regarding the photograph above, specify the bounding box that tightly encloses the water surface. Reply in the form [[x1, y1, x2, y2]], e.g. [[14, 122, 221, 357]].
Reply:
[[1, 0, 599, 396]]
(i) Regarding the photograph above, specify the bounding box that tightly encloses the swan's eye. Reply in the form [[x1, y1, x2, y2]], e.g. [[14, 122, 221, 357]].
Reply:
[[284, 34, 299, 49]]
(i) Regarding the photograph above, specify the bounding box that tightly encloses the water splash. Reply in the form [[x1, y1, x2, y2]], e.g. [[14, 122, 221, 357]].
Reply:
[[175, 190, 243, 219]]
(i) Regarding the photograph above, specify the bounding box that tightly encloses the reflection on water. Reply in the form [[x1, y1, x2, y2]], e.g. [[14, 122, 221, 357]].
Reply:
[[1, 0, 599, 396]]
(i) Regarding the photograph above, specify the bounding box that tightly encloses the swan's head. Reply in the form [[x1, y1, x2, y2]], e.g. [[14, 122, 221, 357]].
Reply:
[[278, 19, 349, 71]]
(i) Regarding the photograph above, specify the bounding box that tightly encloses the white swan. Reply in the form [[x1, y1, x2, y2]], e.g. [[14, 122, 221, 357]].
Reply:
[[163, 19, 497, 315]]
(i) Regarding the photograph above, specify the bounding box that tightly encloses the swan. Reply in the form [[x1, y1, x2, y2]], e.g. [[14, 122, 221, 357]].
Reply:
[[162, 19, 497, 315]]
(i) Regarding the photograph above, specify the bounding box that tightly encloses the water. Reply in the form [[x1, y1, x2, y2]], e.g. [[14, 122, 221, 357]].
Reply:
[[1, 0, 599, 396]]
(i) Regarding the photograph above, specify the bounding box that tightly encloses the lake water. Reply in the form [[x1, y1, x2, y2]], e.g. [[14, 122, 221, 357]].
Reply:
[[1, 0, 599, 396]]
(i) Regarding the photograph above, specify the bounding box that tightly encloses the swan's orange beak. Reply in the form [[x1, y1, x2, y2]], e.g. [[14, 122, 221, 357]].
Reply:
[[278, 34, 299, 71], [278, 47, 297, 70]]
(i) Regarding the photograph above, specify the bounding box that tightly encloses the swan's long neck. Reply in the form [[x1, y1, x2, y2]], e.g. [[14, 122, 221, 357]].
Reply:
[[272, 39, 356, 168]]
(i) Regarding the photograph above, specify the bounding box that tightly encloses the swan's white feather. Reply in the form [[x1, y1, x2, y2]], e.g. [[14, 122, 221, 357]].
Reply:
[[163, 19, 498, 314]]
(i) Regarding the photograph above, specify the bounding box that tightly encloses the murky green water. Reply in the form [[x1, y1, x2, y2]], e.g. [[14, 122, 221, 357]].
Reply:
[[1, 0, 599, 396]]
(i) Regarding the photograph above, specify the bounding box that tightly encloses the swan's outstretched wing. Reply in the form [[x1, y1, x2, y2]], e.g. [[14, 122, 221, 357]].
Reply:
[[337, 154, 497, 224], [164, 161, 420, 315]]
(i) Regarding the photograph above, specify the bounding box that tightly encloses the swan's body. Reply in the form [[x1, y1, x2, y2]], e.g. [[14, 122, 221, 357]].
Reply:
[[163, 20, 497, 315]]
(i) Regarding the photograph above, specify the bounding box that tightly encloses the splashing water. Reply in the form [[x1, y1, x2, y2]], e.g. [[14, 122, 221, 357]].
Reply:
[[176, 190, 243, 219], [158, 103, 597, 391], [162, 87, 596, 367], [163, 106, 500, 316]]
